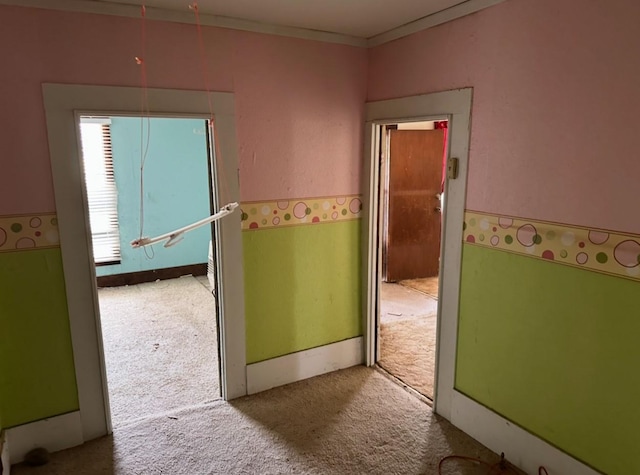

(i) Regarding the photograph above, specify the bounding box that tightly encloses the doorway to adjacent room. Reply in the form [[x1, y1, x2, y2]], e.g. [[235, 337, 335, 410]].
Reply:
[[376, 121, 447, 401], [43, 84, 246, 441], [78, 115, 221, 428]]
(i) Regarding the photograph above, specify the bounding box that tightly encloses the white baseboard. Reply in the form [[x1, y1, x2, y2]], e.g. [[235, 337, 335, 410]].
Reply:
[[246, 336, 364, 395], [6, 411, 83, 464], [450, 391, 601, 475], [1, 431, 10, 475]]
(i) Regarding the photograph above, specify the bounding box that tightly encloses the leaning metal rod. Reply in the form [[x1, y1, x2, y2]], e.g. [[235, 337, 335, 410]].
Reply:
[[131, 202, 239, 249]]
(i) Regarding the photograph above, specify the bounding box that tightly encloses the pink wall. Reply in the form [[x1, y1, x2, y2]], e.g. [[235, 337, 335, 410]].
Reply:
[[0, 6, 367, 215], [368, 0, 640, 234]]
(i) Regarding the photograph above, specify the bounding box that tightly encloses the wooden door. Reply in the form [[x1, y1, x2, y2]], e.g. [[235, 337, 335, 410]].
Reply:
[[385, 129, 444, 281]]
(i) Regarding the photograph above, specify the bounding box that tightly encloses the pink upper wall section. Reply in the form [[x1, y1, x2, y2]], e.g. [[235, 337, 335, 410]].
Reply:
[[0, 6, 367, 214], [368, 0, 640, 234], [232, 32, 366, 202]]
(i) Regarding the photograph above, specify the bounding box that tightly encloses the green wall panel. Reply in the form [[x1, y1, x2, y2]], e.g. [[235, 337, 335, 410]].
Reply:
[[0, 249, 79, 428], [457, 244, 640, 475], [243, 220, 362, 364]]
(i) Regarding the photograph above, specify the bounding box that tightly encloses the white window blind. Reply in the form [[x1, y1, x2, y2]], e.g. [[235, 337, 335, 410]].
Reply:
[[79, 118, 121, 265]]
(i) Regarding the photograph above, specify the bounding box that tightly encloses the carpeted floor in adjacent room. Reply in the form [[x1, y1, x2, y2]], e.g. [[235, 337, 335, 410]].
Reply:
[[379, 282, 438, 399], [12, 366, 517, 475], [399, 276, 440, 300], [97, 275, 220, 428]]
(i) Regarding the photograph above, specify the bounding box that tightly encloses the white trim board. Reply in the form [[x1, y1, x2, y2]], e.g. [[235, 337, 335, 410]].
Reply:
[[1, 430, 10, 475], [451, 391, 601, 475], [0, 0, 366, 47], [5, 411, 83, 465], [246, 337, 364, 395], [42, 84, 246, 442], [364, 88, 473, 421], [367, 0, 507, 47], [0, 0, 506, 48], [363, 90, 600, 475]]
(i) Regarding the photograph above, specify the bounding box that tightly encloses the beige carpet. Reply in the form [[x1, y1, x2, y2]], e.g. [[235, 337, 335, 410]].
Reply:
[[12, 366, 519, 475], [97, 275, 220, 428], [379, 283, 438, 400], [379, 315, 437, 399], [399, 277, 439, 299]]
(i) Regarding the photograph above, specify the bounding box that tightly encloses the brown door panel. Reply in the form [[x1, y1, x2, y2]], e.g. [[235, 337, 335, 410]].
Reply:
[[386, 129, 444, 281]]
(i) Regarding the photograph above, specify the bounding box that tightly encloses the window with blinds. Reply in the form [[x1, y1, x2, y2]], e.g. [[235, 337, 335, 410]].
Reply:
[[79, 117, 121, 265]]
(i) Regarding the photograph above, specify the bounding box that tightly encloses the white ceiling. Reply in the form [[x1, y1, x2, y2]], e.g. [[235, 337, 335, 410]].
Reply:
[[92, 0, 468, 38]]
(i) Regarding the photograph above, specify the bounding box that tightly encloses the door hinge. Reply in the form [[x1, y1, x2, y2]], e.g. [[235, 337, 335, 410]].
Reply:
[[447, 157, 459, 180]]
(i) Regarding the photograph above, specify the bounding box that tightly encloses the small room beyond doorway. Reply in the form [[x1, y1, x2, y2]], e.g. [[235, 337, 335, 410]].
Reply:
[[78, 115, 221, 428], [377, 120, 447, 401]]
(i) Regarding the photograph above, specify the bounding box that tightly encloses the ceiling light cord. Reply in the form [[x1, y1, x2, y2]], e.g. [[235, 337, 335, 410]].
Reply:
[[190, 1, 232, 206], [135, 4, 154, 259], [128, 3, 239, 251]]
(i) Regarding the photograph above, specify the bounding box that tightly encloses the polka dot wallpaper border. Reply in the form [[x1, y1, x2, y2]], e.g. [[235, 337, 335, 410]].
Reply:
[[464, 211, 640, 281], [241, 195, 363, 231], [0, 213, 60, 253]]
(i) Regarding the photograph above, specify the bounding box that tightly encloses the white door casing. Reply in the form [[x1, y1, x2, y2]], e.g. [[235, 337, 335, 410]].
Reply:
[[363, 88, 471, 417], [362, 89, 600, 474], [42, 84, 246, 442]]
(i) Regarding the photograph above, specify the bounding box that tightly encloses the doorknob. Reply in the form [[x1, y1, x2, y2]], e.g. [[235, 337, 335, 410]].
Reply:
[[435, 207, 442, 213]]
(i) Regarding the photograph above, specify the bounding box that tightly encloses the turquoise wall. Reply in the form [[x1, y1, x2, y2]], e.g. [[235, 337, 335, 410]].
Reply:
[[96, 117, 211, 277]]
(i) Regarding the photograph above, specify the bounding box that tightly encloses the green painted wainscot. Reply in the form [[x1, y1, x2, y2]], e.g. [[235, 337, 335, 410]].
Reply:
[[243, 219, 361, 364], [0, 248, 78, 428], [456, 243, 640, 475]]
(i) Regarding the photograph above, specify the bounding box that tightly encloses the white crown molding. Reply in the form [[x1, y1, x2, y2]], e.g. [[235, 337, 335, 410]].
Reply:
[[0, 0, 368, 47], [2, 0, 506, 48], [367, 0, 507, 47]]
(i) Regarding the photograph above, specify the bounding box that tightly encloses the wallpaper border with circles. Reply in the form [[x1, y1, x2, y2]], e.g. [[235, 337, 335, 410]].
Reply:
[[464, 210, 640, 281], [240, 195, 363, 231], [0, 213, 60, 253]]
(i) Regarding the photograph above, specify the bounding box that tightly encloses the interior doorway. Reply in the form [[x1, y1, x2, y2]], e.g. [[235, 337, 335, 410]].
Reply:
[[376, 121, 447, 401], [363, 89, 471, 423], [43, 84, 246, 441], [78, 115, 221, 428]]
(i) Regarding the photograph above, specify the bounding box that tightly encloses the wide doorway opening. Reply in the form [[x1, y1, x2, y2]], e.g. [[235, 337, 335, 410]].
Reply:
[[375, 120, 448, 401], [78, 115, 221, 428]]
